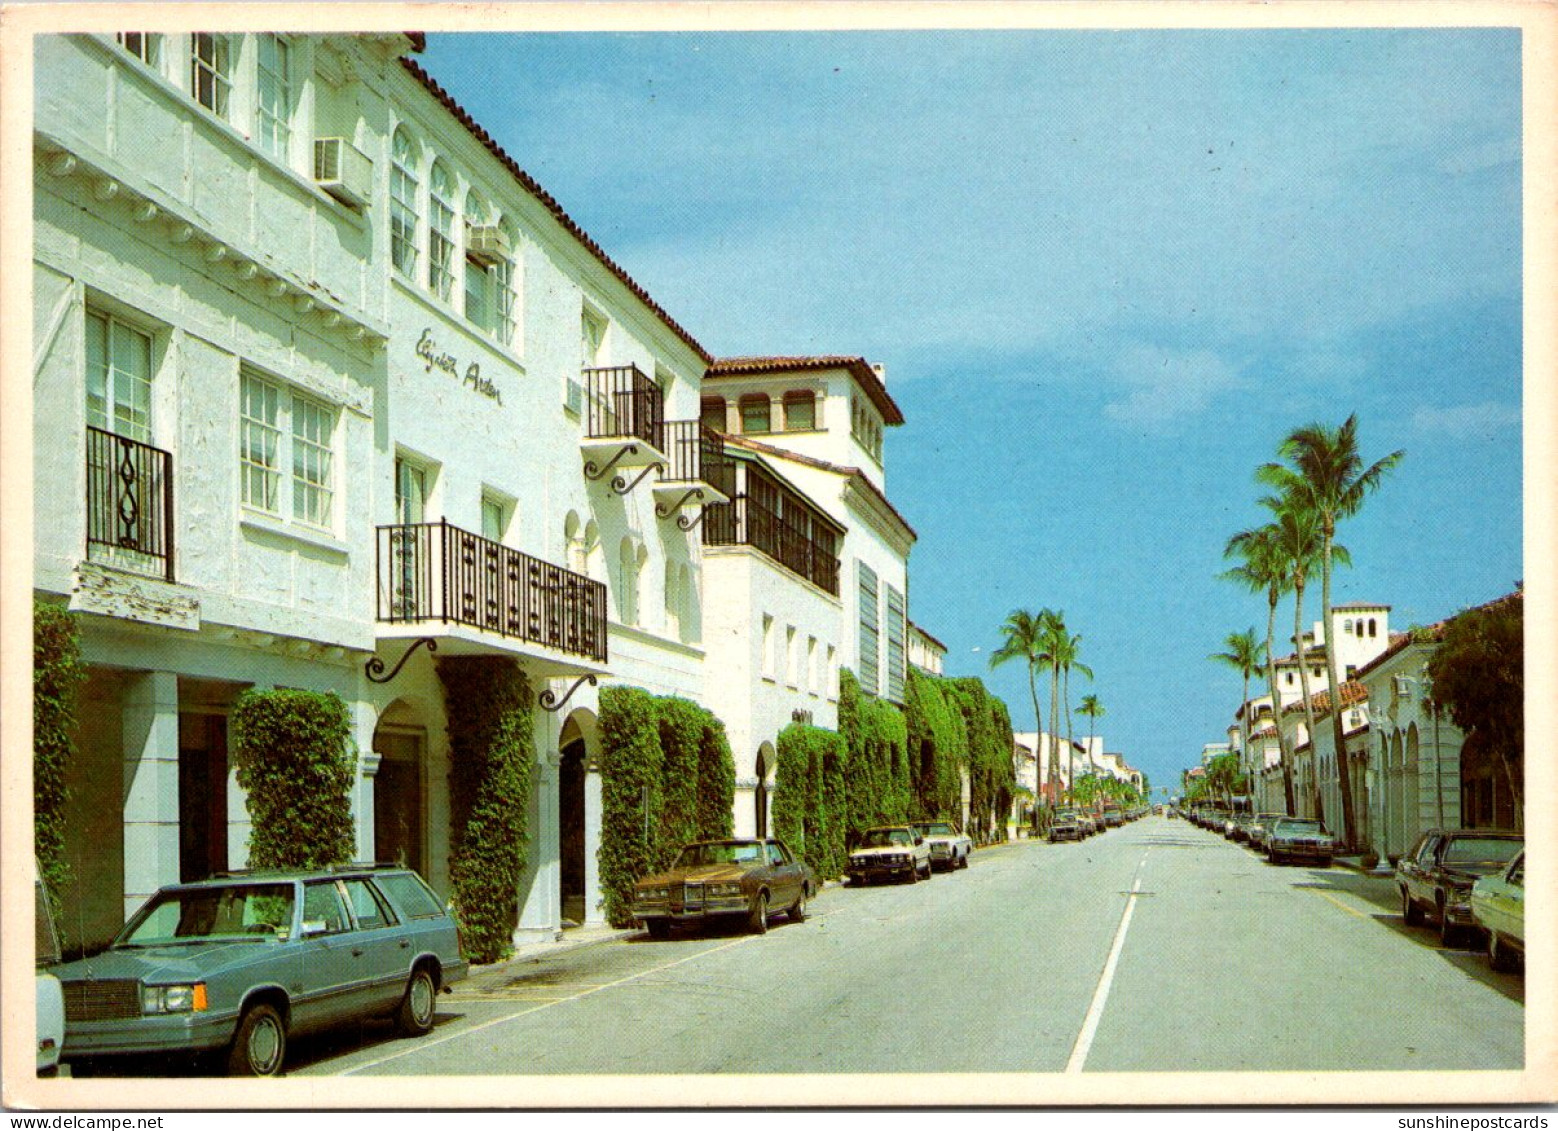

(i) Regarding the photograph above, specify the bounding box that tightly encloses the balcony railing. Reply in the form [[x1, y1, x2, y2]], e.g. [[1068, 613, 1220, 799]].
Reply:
[[661, 420, 735, 495], [583, 364, 665, 449], [704, 485, 840, 596], [85, 426, 175, 581], [376, 520, 608, 663]]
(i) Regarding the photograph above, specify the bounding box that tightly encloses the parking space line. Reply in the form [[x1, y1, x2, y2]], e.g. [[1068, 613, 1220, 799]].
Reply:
[[337, 935, 756, 1076], [1309, 888, 1372, 921], [1065, 850, 1150, 1074]]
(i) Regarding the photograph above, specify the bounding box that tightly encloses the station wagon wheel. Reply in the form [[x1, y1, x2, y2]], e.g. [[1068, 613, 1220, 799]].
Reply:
[[1437, 897, 1461, 949], [395, 967, 437, 1037], [227, 1002, 286, 1077], [1488, 932, 1517, 973], [748, 891, 769, 935]]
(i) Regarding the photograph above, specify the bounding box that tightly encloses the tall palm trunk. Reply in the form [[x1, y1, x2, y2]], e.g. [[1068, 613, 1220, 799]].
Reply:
[[1320, 530, 1360, 849], [1265, 588, 1296, 814], [1292, 574, 1324, 820], [1048, 665, 1061, 810], [1063, 664, 1075, 804], [1027, 665, 1043, 830]]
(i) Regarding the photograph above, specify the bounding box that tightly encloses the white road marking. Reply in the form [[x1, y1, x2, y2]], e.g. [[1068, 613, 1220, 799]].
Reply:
[[335, 934, 756, 1076], [1065, 850, 1149, 1074]]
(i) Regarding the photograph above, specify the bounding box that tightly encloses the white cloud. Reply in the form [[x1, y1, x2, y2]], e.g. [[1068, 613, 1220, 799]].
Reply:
[[1409, 401, 1520, 439], [1101, 346, 1244, 427]]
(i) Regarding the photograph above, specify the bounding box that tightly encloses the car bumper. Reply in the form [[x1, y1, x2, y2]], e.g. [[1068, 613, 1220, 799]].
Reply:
[[632, 897, 749, 922], [62, 1011, 239, 1059], [1272, 843, 1334, 859], [847, 861, 916, 880], [1445, 899, 1479, 927], [442, 958, 470, 986]]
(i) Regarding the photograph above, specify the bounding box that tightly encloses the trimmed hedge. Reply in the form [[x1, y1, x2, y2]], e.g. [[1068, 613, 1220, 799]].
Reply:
[[34, 601, 86, 914], [905, 667, 968, 822], [946, 677, 1017, 844], [598, 687, 737, 927], [437, 656, 535, 964], [773, 723, 848, 879], [839, 668, 912, 840], [232, 688, 357, 870]]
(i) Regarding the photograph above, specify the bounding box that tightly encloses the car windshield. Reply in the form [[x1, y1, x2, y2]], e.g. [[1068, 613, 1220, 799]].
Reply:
[[1442, 837, 1521, 866], [859, 829, 912, 848], [116, 884, 295, 946], [1275, 819, 1323, 835], [675, 842, 764, 867], [916, 823, 954, 835]]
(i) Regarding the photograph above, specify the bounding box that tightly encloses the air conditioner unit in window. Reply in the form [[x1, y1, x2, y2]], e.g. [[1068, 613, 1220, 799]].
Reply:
[[466, 224, 512, 266], [564, 378, 585, 416], [313, 138, 372, 208]]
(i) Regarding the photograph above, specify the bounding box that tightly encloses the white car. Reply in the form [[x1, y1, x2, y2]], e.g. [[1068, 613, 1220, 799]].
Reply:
[[846, 826, 932, 885], [36, 863, 65, 1076], [913, 820, 973, 871]]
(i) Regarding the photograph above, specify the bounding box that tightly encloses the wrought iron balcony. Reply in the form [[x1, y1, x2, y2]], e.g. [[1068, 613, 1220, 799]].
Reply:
[[703, 464, 841, 596], [580, 365, 668, 493], [85, 426, 175, 581], [653, 421, 734, 524], [376, 520, 608, 664]]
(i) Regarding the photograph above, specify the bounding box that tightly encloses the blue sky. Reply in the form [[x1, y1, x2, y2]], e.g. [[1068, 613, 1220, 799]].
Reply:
[[420, 29, 1523, 798]]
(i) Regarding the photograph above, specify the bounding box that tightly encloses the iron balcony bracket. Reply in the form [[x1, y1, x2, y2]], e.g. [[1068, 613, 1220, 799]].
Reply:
[[612, 461, 663, 496], [654, 487, 705, 519], [539, 673, 598, 713], [583, 444, 638, 482], [676, 506, 710, 533], [366, 637, 438, 684]]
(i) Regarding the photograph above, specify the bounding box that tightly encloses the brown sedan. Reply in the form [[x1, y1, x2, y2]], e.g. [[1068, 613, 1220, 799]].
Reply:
[[632, 838, 816, 939]]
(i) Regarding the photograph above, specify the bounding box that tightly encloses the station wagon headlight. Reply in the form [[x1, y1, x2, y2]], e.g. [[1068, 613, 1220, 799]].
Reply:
[[142, 983, 207, 1014], [708, 882, 743, 897]]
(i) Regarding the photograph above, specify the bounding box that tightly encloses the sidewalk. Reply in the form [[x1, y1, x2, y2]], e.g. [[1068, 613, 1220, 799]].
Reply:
[[462, 924, 636, 992]]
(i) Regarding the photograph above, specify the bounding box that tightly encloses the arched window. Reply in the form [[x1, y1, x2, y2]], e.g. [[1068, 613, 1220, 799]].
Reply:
[[739, 393, 771, 434], [1369, 618, 1378, 638], [390, 127, 420, 279], [701, 396, 726, 433], [564, 512, 585, 574], [617, 537, 641, 625], [663, 557, 681, 636], [463, 190, 493, 330], [495, 216, 520, 347], [783, 389, 816, 431], [427, 160, 456, 300], [1343, 619, 1353, 635]]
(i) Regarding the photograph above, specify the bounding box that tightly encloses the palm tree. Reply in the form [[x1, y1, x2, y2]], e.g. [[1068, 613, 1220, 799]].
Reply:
[[1224, 523, 1295, 815], [1261, 416, 1403, 849], [1077, 694, 1105, 798], [1264, 493, 1340, 821], [991, 609, 1060, 822], [1055, 630, 1093, 803], [1209, 629, 1265, 808]]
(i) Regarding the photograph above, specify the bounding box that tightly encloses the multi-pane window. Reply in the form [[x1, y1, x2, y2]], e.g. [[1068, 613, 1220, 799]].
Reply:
[[739, 394, 771, 434], [190, 33, 231, 119], [582, 309, 606, 368], [494, 219, 520, 346], [761, 614, 776, 678], [390, 128, 420, 279], [701, 397, 726, 432], [240, 371, 336, 530], [290, 394, 335, 529], [427, 162, 456, 301], [117, 33, 162, 67], [240, 373, 282, 512], [255, 34, 292, 163], [86, 310, 153, 441], [463, 192, 491, 330], [783, 390, 816, 431], [481, 495, 506, 542]]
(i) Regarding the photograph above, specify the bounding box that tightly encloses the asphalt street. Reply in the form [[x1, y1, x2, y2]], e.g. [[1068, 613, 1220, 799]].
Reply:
[[290, 816, 1523, 1076]]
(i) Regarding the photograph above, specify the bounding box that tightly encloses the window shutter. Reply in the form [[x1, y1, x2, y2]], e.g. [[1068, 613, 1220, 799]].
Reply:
[[858, 562, 879, 695]]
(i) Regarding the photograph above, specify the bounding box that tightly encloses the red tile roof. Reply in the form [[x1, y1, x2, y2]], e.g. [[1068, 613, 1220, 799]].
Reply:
[[708, 356, 905, 425], [1353, 590, 1522, 681], [1249, 726, 1278, 740], [399, 58, 711, 365], [1282, 680, 1368, 718]]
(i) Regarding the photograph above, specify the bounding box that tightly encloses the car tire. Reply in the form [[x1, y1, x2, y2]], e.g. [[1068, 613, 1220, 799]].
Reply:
[[226, 1002, 286, 1077], [789, 892, 806, 923], [960, 851, 970, 869], [1488, 932, 1518, 973], [646, 919, 671, 940], [1401, 886, 1423, 926], [394, 967, 437, 1037], [1438, 897, 1462, 948], [748, 891, 769, 935]]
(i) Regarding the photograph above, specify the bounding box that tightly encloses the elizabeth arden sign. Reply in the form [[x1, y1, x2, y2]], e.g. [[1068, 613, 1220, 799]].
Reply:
[[415, 327, 502, 403]]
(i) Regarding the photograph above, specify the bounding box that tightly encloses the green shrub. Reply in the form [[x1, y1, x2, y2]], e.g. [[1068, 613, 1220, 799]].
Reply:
[[773, 723, 848, 878], [232, 688, 356, 870], [904, 668, 969, 822], [695, 716, 737, 839], [598, 686, 665, 927], [838, 669, 911, 841], [656, 697, 708, 872], [437, 656, 535, 965], [945, 678, 1016, 844], [33, 601, 85, 913]]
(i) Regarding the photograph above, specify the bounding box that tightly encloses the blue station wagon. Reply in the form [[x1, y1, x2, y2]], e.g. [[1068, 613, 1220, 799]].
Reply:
[[50, 866, 467, 1076]]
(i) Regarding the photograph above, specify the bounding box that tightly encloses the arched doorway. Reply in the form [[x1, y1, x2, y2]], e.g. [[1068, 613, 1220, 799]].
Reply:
[[373, 701, 428, 876], [560, 730, 587, 928]]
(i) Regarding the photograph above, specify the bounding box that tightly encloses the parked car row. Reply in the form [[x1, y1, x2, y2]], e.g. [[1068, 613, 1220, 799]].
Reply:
[[1184, 805, 1339, 866], [1397, 828, 1524, 971], [48, 865, 468, 1078], [1047, 804, 1149, 843]]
